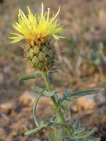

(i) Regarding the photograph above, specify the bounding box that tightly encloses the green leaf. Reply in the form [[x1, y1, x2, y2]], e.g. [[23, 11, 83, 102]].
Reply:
[[73, 128, 97, 139], [62, 89, 104, 101], [71, 89, 104, 97], [33, 93, 44, 127], [19, 71, 41, 81], [25, 121, 66, 136], [25, 122, 47, 136], [65, 121, 100, 141], [69, 122, 98, 140]]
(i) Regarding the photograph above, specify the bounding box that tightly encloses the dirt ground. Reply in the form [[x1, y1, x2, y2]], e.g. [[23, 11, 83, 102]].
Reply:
[[0, 0, 106, 141]]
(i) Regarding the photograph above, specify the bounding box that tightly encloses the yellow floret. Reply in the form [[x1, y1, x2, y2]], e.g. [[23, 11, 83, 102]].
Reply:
[[10, 3, 64, 43]]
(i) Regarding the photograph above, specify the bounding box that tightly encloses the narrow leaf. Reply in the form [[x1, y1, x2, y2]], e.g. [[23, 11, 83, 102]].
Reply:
[[25, 125, 46, 136], [71, 89, 104, 97], [62, 89, 104, 101], [19, 72, 41, 81]]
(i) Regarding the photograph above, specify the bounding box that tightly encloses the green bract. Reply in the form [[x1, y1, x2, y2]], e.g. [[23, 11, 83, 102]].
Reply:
[[25, 40, 56, 71]]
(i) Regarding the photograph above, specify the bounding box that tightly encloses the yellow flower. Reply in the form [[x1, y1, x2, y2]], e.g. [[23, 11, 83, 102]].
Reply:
[[10, 3, 64, 43]]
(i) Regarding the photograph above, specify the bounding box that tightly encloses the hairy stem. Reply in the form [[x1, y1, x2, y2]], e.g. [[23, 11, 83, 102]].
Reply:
[[41, 72, 66, 124]]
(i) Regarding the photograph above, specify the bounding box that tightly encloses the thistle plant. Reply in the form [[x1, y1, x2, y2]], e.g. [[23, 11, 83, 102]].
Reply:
[[10, 3, 103, 141]]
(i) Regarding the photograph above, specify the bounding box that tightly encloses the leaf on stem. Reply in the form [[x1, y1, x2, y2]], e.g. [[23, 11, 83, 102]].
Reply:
[[25, 121, 66, 136], [62, 89, 104, 102], [19, 71, 41, 81], [65, 121, 100, 141]]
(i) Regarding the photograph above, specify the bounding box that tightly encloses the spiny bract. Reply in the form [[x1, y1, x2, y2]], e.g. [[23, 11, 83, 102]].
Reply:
[[10, 3, 63, 71], [25, 40, 56, 71]]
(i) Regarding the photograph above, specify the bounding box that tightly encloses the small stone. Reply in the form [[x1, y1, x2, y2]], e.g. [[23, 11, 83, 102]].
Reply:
[[19, 91, 35, 106], [0, 102, 16, 114], [75, 93, 106, 111], [76, 96, 96, 111]]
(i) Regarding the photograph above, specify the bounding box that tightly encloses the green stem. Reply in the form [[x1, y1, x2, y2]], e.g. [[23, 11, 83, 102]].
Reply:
[[41, 72, 66, 124]]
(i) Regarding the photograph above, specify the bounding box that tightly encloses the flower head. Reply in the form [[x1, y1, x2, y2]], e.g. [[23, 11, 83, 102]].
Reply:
[[10, 3, 63, 43]]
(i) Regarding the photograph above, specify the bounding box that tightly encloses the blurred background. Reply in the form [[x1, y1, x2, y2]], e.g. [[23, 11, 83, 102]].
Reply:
[[0, 0, 106, 141]]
